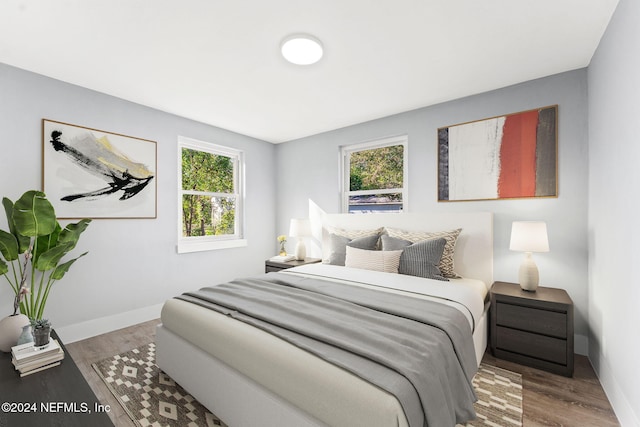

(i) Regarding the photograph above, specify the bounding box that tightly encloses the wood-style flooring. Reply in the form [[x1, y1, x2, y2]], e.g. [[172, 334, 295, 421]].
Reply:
[[482, 352, 619, 427], [66, 320, 620, 427]]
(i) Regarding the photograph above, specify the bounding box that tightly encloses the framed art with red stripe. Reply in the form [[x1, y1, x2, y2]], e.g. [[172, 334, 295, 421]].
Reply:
[[437, 105, 557, 202]]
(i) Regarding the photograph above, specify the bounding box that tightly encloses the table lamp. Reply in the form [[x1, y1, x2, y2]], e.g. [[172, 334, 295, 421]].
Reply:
[[509, 221, 549, 291], [289, 218, 311, 261]]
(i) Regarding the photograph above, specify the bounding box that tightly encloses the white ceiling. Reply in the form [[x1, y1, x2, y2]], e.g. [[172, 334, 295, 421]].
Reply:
[[0, 0, 619, 143]]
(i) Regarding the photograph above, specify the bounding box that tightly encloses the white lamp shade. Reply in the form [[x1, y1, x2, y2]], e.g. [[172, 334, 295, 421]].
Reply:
[[289, 218, 311, 237], [509, 221, 549, 253]]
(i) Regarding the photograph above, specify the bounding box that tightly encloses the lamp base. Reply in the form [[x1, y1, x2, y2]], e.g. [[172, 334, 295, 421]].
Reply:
[[294, 240, 306, 261], [518, 252, 539, 292]]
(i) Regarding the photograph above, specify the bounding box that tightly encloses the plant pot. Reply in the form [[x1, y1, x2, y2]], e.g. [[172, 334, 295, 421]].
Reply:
[[0, 314, 30, 352], [32, 327, 51, 347]]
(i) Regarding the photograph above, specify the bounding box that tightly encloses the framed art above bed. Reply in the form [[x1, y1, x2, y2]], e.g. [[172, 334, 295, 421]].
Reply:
[[437, 105, 557, 202]]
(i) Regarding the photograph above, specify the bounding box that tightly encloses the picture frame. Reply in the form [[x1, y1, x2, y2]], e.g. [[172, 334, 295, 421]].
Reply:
[[42, 119, 157, 219], [437, 105, 557, 202]]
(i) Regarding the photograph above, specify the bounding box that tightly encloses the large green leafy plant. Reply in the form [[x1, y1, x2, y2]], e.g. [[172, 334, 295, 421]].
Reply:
[[0, 190, 90, 320]]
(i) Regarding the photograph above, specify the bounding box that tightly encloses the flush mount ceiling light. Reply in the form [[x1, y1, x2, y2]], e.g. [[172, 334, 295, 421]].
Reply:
[[281, 34, 324, 65]]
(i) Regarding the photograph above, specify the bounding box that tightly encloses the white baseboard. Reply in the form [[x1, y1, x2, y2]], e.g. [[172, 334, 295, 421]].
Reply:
[[593, 351, 640, 427], [55, 303, 163, 344]]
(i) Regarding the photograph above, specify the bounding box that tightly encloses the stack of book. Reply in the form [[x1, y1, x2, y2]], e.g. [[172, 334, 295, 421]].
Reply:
[[11, 339, 65, 377], [269, 254, 296, 262]]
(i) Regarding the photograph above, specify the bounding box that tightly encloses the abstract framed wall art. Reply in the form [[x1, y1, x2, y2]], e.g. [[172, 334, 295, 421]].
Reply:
[[438, 105, 557, 202], [42, 119, 157, 219]]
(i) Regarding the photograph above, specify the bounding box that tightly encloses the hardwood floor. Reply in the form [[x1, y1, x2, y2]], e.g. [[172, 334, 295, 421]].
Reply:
[[481, 352, 619, 427], [66, 320, 620, 427]]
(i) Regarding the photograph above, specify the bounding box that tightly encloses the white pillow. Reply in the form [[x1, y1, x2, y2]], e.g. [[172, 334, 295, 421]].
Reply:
[[344, 246, 402, 273]]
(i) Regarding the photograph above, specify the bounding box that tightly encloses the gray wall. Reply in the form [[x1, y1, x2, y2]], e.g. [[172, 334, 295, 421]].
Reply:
[[588, 0, 640, 424], [276, 69, 590, 353], [0, 63, 276, 333]]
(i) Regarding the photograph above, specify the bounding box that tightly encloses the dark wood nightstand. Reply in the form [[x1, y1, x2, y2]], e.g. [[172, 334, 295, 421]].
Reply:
[[490, 281, 574, 377], [0, 330, 113, 427], [265, 257, 322, 273]]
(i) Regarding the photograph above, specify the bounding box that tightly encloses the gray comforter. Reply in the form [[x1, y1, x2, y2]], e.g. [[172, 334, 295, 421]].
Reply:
[[178, 272, 477, 427]]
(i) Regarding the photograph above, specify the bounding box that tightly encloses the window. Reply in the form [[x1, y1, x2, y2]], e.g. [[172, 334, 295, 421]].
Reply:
[[177, 136, 246, 253], [341, 135, 408, 213]]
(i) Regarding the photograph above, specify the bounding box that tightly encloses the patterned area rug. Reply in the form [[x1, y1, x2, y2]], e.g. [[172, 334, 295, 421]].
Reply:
[[93, 343, 227, 427], [459, 363, 523, 427], [93, 343, 522, 427]]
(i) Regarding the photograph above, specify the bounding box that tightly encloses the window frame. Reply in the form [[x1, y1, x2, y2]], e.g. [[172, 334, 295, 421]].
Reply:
[[340, 135, 409, 213], [177, 136, 246, 253]]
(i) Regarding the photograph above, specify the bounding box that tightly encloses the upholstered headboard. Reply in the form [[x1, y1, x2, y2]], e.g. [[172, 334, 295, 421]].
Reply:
[[308, 200, 493, 288]]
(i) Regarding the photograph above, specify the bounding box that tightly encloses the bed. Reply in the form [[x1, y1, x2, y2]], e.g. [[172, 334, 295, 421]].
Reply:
[[156, 209, 493, 427]]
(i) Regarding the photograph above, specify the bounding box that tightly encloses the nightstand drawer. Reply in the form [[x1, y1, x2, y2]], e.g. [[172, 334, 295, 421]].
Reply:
[[496, 326, 567, 364], [496, 302, 567, 338]]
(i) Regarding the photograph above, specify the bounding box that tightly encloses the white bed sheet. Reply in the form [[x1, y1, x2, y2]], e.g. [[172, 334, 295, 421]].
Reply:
[[282, 263, 487, 332]]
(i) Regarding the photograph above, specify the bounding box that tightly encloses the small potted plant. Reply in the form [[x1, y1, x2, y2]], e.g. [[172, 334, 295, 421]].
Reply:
[[30, 318, 51, 347]]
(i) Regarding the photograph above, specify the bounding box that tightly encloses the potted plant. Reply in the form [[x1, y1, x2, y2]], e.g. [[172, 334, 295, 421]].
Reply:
[[30, 318, 51, 347], [0, 190, 90, 323]]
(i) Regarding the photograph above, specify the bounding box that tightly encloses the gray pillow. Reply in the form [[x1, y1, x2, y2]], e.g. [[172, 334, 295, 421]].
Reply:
[[380, 234, 412, 251], [328, 233, 380, 266], [381, 235, 448, 281]]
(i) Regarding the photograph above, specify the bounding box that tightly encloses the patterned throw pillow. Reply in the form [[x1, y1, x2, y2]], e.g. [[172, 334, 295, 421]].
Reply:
[[384, 227, 462, 278], [381, 235, 448, 281], [326, 226, 383, 240], [345, 246, 403, 273]]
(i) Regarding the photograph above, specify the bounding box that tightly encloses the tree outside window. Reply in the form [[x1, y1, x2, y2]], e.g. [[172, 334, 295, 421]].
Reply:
[[178, 137, 244, 252], [342, 136, 407, 213]]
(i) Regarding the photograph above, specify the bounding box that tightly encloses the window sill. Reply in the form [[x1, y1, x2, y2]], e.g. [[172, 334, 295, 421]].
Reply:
[[177, 238, 248, 254]]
